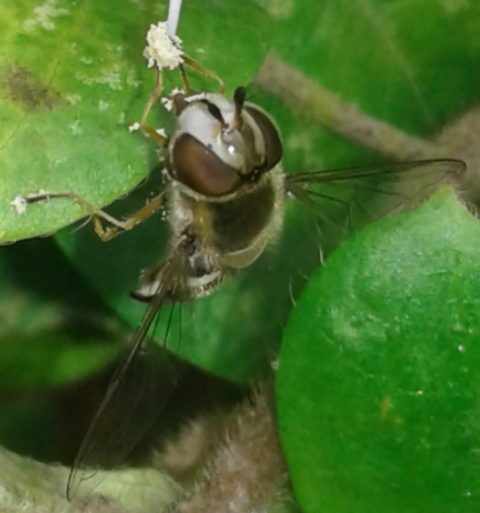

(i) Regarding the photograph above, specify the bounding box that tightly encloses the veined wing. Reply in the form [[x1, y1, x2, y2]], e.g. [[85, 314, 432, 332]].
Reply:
[[284, 158, 466, 236], [67, 252, 188, 500]]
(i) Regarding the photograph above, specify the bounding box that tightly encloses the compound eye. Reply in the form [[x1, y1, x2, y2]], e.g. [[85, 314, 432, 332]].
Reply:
[[245, 106, 283, 169], [171, 133, 241, 197]]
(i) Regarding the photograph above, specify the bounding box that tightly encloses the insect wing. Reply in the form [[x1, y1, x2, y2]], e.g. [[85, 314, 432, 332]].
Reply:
[[67, 254, 187, 500], [284, 159, 466, 236]]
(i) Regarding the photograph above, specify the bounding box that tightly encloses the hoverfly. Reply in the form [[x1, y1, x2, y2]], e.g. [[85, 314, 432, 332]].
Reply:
[[24, 33, 466, 499]]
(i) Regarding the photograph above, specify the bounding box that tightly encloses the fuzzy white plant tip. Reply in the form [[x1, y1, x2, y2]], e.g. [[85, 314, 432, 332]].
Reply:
[[129, 122, 141, 132], [160, 97, 173, 112], [143, 21, 184, 70], [10, 189, 49, 215], [10, 195, 28, 215]]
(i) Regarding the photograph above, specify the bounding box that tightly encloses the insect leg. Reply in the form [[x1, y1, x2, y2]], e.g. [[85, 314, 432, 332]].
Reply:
[[140, 69, 169, 146], [26, 191, 165, 241], [92, 192, 166, 241], [183, 55, 226, 94]]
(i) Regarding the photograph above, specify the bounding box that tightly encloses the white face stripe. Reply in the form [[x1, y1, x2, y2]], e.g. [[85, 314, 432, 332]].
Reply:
[[173, 93, 266, 175]]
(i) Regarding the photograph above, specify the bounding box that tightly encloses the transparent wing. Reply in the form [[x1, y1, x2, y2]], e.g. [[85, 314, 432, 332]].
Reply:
[[67, 252, 188, 500], [284, 158, 465, 239]]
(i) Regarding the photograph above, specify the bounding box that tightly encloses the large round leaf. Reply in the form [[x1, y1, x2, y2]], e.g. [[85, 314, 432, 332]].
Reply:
[[276, 188, 480, 513]]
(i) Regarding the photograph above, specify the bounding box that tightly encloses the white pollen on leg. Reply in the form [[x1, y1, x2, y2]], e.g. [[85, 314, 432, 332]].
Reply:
[[10, 195, 28, 215], [160, 97, 173, 112], [143, 21, 184, 70]]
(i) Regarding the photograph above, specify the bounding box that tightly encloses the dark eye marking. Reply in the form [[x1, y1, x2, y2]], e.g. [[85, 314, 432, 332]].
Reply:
[[201, 100, 225, 125]]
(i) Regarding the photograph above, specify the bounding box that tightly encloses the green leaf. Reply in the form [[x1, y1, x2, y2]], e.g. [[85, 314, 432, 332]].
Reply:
[[0, 332, 119, 388], [265, 0, 480, 135], [0, 397, 59, 461], [0, 238, 120, 388], [4, 0, 480, 386], [276, 188, 480, 513], [0, 0, 271, 242]]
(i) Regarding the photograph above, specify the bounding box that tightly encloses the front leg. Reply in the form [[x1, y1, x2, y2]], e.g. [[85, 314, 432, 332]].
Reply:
[[26, 191, 165, 241], [140, 69, 169, 146]]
